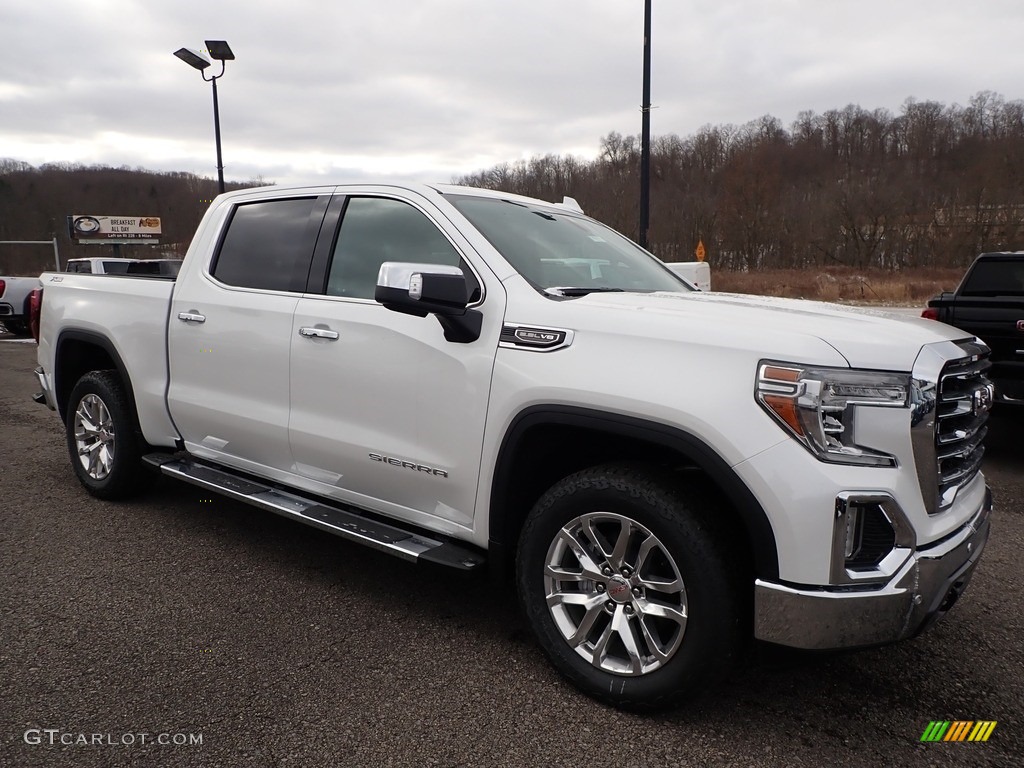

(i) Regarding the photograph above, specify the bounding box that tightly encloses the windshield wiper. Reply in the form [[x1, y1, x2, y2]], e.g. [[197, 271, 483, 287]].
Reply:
[[546, 286, 626, 297]]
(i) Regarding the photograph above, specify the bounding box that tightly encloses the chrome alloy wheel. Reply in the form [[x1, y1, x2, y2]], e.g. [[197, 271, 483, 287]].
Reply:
[[73, 393, 115, 480], [543, 511, 688, 676]]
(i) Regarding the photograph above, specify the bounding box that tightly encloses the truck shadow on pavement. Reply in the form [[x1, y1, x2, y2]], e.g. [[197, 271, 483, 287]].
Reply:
[[984, 405, 1024, 459], [137, 470, 1008, 722]]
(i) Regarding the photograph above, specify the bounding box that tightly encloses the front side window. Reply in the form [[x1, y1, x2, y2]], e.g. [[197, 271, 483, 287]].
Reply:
[[326, 197, 478, 300], [447, 194, 689, 296], [212, 197, 320, 292]]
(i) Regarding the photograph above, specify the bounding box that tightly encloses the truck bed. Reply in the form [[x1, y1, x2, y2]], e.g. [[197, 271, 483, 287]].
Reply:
[[36, 272, 179, 445]]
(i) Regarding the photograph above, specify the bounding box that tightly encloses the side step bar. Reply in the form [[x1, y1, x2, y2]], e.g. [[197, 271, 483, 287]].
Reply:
[[143, 454, 486, 572]]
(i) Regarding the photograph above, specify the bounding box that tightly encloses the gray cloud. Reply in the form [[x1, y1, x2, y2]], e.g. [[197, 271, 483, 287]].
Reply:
[[2, 0, 1022, 185]]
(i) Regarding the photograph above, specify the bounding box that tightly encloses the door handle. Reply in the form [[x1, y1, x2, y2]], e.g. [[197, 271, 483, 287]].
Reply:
[[298, 326, 339, 340], [177, 311, 206, 323]]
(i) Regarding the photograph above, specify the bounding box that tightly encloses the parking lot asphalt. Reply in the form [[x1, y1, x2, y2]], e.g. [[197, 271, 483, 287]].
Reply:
[[1, 334, 1021, 768]]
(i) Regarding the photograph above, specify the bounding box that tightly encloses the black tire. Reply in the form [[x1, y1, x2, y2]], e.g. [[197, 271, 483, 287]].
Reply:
[[516, 464, 743, 711], [2, 317, 28, 336], [65, 370, 148, 499]]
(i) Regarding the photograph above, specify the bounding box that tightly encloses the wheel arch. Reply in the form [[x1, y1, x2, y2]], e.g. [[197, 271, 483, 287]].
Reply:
[[488, 405, 779, 581], [54, 329, 138, 425]]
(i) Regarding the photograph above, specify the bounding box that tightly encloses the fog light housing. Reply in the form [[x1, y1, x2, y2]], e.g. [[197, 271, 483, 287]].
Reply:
[[831, 493, 914, 584]]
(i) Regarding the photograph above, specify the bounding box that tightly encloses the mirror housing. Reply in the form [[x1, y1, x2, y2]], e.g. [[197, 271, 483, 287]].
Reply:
[[375, 262, 482, 343], [375, 263, 468, 317]]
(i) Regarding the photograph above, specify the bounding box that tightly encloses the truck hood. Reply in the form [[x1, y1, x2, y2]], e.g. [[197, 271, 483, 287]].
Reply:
[[577, 291, 973, 371]]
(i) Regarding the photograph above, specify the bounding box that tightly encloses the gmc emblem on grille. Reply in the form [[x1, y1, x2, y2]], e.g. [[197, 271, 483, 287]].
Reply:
[[973, 383, 995, 416]]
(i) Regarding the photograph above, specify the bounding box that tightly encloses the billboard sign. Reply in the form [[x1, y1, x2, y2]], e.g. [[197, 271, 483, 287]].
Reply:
[[69, 215, 162, 244]]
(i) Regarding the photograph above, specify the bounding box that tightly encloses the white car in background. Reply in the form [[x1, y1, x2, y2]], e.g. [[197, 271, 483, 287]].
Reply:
[[64, 257, 139, 274], [64, 257, 183, 277], [0, 275, 41, 336]]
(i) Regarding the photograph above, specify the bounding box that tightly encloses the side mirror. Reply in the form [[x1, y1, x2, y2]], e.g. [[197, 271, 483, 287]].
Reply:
[[375, 263, 469, 317], [375, 262, 482, 344]]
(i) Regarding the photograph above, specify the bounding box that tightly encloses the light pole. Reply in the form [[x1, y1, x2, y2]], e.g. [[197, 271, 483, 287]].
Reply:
[[174, 40, 235, 194], [639, 0, 652, 250]]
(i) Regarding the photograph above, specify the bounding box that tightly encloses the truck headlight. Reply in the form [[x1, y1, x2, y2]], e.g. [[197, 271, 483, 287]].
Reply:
[[756, 362, 909, 467]]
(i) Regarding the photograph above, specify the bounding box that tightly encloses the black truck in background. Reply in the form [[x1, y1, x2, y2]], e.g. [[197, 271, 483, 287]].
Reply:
[[924, 251, 1024, 404]]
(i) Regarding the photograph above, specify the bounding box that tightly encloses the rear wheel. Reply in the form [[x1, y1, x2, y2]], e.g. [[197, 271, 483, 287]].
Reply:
[[65, 370, 147, 499], [516, 464, 743, 710]]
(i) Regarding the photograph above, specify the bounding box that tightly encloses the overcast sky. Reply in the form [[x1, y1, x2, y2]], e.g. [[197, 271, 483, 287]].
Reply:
[[3, 0, 1022, 187]]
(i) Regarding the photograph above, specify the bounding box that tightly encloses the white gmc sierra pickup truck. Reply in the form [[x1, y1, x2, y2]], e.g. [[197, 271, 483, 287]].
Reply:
[[32, 182, 992, 709]]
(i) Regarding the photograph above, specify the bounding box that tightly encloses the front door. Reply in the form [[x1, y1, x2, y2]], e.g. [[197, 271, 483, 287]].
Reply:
[[288, 192, 503, 530]]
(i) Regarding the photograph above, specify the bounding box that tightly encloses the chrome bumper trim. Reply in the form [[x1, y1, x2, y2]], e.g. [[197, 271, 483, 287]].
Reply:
[[753, 486, 992, 649]]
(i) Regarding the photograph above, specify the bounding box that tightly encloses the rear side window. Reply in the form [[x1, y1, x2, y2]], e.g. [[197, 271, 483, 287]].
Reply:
[[212, 197, 320, 292], [102, 261, 132, 274]]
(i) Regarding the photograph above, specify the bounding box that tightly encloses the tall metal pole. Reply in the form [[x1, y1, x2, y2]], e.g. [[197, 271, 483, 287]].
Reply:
[[639, 0, 652, 249], [175, 42, 233, 195], [211, 75, 225, 194]]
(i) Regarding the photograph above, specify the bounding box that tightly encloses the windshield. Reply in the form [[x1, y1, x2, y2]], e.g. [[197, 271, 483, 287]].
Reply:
[[447, 195, 691, 295]]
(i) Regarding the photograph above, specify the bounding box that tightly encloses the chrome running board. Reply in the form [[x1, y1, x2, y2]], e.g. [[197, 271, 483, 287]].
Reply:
[[143, 454, 485, 571]]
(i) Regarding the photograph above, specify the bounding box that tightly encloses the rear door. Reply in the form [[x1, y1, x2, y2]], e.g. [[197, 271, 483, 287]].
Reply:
[[167, 190, 330, 475], [288, 189, 504, 530]]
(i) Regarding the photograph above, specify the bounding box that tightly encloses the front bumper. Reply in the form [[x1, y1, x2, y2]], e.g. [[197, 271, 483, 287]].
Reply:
[[753, 486, 992, 649]]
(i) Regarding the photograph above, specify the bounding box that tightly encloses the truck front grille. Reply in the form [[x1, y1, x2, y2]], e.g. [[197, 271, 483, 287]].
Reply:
[[911, 339, 992, 514], [935, 354, 991, 509]]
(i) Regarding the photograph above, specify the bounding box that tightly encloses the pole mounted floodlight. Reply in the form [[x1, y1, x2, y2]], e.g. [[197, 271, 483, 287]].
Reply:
[[174, 40, 234, 193], [173, 47, 211, 71], [204, 40, 235, 61]]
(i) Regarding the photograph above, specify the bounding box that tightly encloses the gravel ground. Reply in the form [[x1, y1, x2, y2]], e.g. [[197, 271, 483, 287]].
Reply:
[[1, 333, 1021, 768]]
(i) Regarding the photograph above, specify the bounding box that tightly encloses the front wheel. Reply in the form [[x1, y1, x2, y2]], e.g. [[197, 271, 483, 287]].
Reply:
[[65, 370, 147, 499], [516, 464, 743, 710]]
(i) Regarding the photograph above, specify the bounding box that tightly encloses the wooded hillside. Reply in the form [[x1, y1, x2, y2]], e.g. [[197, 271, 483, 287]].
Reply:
[[456, 91, 1024, 271], [3, 91, 1023, 276], [0, 161, 262, 275]]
